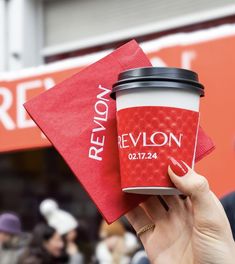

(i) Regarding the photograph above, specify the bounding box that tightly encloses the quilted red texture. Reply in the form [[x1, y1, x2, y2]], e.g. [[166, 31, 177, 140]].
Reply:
[[117, 106, 199, 188], [24, 40, 215, 223]]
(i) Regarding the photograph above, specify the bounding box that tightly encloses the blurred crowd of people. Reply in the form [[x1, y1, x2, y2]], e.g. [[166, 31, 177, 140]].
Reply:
[[0, 199, 149, 264], [1, 191, 234, 264]]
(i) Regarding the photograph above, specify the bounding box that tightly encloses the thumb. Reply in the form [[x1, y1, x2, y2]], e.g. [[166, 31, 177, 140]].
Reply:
[[168, 157, 222, 226], [168, 157, 210, 200]]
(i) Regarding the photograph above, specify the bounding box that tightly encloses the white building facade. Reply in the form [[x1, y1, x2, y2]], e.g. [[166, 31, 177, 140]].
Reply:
[[1, 0, 235, 72]]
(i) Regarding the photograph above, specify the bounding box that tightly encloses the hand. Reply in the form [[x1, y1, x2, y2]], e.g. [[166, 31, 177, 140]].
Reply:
[[126, 158, 235, 264], [66, 242, 78, 255]]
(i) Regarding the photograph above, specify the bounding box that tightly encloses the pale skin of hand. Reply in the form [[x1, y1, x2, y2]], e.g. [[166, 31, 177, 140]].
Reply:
[[126, 163, 235, 264]]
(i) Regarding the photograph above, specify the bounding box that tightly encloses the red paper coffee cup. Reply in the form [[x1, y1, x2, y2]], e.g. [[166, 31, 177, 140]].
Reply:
[[111, 67, 204, 195]]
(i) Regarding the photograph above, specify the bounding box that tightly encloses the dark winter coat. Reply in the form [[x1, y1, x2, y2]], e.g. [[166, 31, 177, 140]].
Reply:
[[221, 191, 235, 240], [18, 248, 69, 264], [0, 235, 28, 264]]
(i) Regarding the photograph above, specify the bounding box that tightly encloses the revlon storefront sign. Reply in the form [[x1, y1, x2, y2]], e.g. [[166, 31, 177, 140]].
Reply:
[[1, 23, 235, 196], [0, 65, 82, 152]]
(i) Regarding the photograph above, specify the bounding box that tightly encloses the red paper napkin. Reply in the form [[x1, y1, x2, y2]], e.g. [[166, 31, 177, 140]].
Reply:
[[24, 40, 215, 223]]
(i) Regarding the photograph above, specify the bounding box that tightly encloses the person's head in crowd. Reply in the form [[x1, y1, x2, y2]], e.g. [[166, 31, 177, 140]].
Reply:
[[31, 223, 64, 257], [95, 220, 126, 263], [39, 199, 78, 239], [0, 213, 21, 246], [99, 219, 125, 251], [18, 223, 68, 264], [96, 219, 140, 264], [39, 199, 83, 261]]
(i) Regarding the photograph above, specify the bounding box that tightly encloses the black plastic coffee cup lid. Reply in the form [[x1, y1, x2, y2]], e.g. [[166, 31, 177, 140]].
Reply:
[[110, 67, 205, 99]]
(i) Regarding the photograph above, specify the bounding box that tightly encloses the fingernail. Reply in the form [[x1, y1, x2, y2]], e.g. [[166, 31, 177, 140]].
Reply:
[[169, 157, 188, 176]]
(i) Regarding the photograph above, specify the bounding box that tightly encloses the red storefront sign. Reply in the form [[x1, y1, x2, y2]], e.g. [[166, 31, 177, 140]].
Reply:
[[0, 65, 83, 152]]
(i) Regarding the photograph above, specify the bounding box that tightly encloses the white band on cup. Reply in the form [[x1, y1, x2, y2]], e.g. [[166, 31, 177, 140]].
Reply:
[[116, 88, 200, 112]]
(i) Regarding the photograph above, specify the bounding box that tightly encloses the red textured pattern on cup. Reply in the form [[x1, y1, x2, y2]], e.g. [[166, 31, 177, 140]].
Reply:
[[116, 106, 199, 189]]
